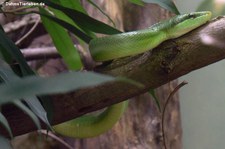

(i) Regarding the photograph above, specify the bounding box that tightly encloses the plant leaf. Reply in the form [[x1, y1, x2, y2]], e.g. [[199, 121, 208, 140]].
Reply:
[[40, 7, 83, 70], [0, 61, 51, 128], [0, 113, 13, 138], [24, 97, 52, 130], [29, 10, 92, 43], [54, 0, 96, 38], [149, 89, 161, 112], [59, 0, 86, 13], [38, 96, 53, 129], [0, 44, 13, 65], [128, 0, 144, 6], [0, 71, 115, 104], [0, 29, 33, 75], [13, 100, 41, 130], [0, 136, 12, 149], [142, 0, 180, 14], [0, 62, 42, 130], [27, 0, 122, 34]]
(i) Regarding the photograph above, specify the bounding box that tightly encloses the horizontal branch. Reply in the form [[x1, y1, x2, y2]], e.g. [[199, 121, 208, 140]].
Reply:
[[2, 17, 225, 137], [21, 47, 60, 60]]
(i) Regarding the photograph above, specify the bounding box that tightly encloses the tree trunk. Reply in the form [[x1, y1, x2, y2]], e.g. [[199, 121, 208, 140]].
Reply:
[[59, 1, 182, 149]]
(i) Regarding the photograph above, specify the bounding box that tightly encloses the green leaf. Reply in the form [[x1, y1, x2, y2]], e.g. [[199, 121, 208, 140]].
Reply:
[[0, 44, 13, 65], [0, 136, 12, 149], [54, 0, 96, 38], [0, 60, 21, 82], [13, 100, 41, 130], [0, 113, 13, 138], [143, 0, 180, 14], [40, 8, 83, 70], [24, 97, 52, 130], [0, 25, 55, 130], [31, 10, 92, 43], [149, 89, 161, 112], [128, 0, 144, 6], [0, 63, 43, 130], [0, 24, 34, 77], [0, 29, 33, 75], [38, 96, 53, 129], [50, 7, 95, 39], [27, 0, 122, 34], [0, 71, 115, 104], [0, 60, 52, 129], [0, 67, 12, 83], [59, 0, 86, 13], [0, 25, 3, 30]]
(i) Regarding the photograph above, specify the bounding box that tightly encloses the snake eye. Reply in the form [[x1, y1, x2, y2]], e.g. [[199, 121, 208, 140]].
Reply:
[[188, 14, 196, 19]]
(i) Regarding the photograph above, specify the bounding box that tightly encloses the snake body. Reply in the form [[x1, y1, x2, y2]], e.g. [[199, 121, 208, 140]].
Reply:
[[53, 101, 128, 138], [53, 11, 212, 138], [89, 11, 212, 61]]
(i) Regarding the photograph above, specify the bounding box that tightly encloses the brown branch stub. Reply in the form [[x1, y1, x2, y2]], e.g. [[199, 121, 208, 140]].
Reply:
[[2, 17, 225, 137]]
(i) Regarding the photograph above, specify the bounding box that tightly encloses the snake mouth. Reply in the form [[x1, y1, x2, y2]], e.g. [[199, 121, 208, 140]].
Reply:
[[174, 11, 212, 25], [186, 11, 212, 26], [185, 12, 211, 23], [165, 11, 212, 38], [193, 11, 212, 17]]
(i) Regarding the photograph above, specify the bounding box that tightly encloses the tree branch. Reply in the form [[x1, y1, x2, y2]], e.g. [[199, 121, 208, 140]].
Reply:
[[21, 47, 60, 60], [2, 17, 225, 137]]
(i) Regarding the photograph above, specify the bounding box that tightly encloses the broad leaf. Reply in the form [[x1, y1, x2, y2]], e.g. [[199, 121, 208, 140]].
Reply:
[[143, 0, 180, 14], [24, 97, 52, 130], [0, 29, 33, 75], [0, 113, 13, 138], [27, 0, 122, 34], [55, 0, 96, 38], [0, 65, 43, 130], [0, 44, 13, 65], [0, 71, 115, 104], [149, 89, 161, 112], [13, 100, 41, 130], [0, 61, 51, 128], [59, 0, 86, 13], [40, 8, 83, 70], [31, 10, 92, 43]]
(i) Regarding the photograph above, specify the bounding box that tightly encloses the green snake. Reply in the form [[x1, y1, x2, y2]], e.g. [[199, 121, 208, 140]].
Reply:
[[53, 11, 212, 138]]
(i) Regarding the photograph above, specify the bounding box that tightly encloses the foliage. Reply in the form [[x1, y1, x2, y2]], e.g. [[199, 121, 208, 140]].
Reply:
[[129, 0, 180, 14], [0, 0, 183, 147]]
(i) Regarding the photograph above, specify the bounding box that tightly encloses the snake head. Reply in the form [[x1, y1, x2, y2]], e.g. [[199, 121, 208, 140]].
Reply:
[[166, 11, 212, 38]]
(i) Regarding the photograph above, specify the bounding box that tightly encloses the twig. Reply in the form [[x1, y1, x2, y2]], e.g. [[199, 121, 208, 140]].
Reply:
[[21, 47, 60, 61], [3, 13, 40, 33], [39, 130, 74, 149], [162, 81, 188, 149], [15, 15, 41, 45], [2, 5, 34, 13]]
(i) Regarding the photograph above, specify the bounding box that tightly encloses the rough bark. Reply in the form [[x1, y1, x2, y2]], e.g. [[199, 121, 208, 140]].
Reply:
[[1, 1, 225, 149]]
